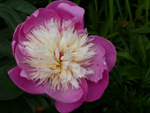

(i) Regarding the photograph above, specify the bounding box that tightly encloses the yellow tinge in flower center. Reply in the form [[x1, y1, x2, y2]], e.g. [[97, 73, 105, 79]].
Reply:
[[22, 19, 96, 90]]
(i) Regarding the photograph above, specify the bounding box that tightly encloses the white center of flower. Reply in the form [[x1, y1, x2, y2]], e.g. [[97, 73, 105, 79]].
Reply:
[[22, 19, 96, 90]]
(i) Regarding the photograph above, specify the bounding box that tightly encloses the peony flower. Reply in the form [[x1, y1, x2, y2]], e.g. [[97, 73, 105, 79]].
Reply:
[[8, 1, 116, 113]]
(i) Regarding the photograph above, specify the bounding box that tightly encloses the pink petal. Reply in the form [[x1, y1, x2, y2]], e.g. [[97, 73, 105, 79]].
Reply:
[[20, 69, 31, 80], [13, 24, 22, 42], [32, 10, 39, 17], [87, 44, 107, 83], [33, 8, 60, 22], [57, 3, 84, 30], [18, 16, 41, 43], [57, 3, 84, 24], [55, 78, 88, 113], [44, 82, 84, 103], [46, 1, 77, 12], [12, 24, 22, 55], [15, 44, 34, 79], [19, 9, 60, 43], [88, 36, 116, 72], [85, 70, 109, 102], [63, 19, 75, 28], [8, 66, 45, 94], [11, 41, 16, 56], [18, 43, 35, 57], [77, 29, 87, 35]]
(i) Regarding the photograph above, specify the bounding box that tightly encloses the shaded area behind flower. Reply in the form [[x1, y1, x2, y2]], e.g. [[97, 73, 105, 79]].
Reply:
[[0, 0, 150, 113]]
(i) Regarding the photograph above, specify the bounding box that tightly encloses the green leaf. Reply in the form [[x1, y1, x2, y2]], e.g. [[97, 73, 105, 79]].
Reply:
[[106, 32, 119, 39], [101, 16, 110, 37], [4, 0, 37, 15], [119, 36, 129, 52], [0, 100, 13, 113], [117, 51, 139, 64], [0, 56, 12, 67], [0, 28, 12, 39], [146, 0, 149, 26], [115, 0, 124, 21], [49, 0, 52, 3], [104, 0, 108, 18], [0, 3, 22, 32], [109, 0, 114, 33], [138, 0, 150, 10], [0, 53, 5, 59], [94, 0, 98, 12], [0, 37, 14, 59], [141, 66, 150, 88], [0, 10, 17, 32], [125, 0, 133, 26], [0, 60, 15, 78], [0, 77, 23, 100], [25, 97, 38, 113], [73, 0, 80, 5], [98, 1, 105, 18], [121, 65, 143, 80], [146, 108, 150, 113], [0, 3, 22, 23], [33, 96, 50, 113], [138, 0, 146, 5], [130, 35, 147, 63], [146, 42, 150, 50], [105, 107, 120, 113], [10, 100, 29, 113], [142, 35, 149, 46], [131, 26, 150, 33], [43, 94, 55, 105], [114, 17, 121, 32], [89, 3, 98, 32], [135, 7, 143, 18]]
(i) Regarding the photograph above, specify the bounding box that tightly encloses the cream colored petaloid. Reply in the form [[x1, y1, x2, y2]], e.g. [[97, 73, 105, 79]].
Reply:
[[21, 19, 96, 90]]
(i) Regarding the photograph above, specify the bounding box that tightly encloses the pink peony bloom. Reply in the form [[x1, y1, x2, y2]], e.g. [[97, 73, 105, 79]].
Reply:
[[8, 1, 116, 112]]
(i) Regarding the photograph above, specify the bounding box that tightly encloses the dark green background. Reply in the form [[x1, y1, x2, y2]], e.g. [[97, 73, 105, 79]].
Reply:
[[0, 0, 150, 113]]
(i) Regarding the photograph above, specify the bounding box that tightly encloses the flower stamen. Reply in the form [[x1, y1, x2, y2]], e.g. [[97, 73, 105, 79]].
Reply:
[[22, 19, 96, 90]]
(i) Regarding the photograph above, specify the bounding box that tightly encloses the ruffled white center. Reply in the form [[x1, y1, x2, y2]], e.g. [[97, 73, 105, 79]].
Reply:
[[22, 19, 96, 90]]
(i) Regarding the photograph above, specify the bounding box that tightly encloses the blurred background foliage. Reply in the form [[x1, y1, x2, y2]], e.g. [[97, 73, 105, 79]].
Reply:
[[0, 0, 150, 113]]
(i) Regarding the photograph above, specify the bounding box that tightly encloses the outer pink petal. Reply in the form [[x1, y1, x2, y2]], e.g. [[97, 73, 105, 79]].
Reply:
[[87, 44, 107, 83], [32, 8, 60, 22], [15, 44, 34, 80], [18, 16, 41, 43], [57, 3, 84, 24], [8, 66, 45, 94], [44, 82, 84, 103], [88, 36, 116, 72], [32, 10, 39, 17], [46, 1, 77, 12], [55, 78, 88, 113], [85, 70, 109, 102], [57, 3, 84, 30], [12, 24, 22, 55], [19, 9, 60, 43], [13, 24, 22, 42]]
